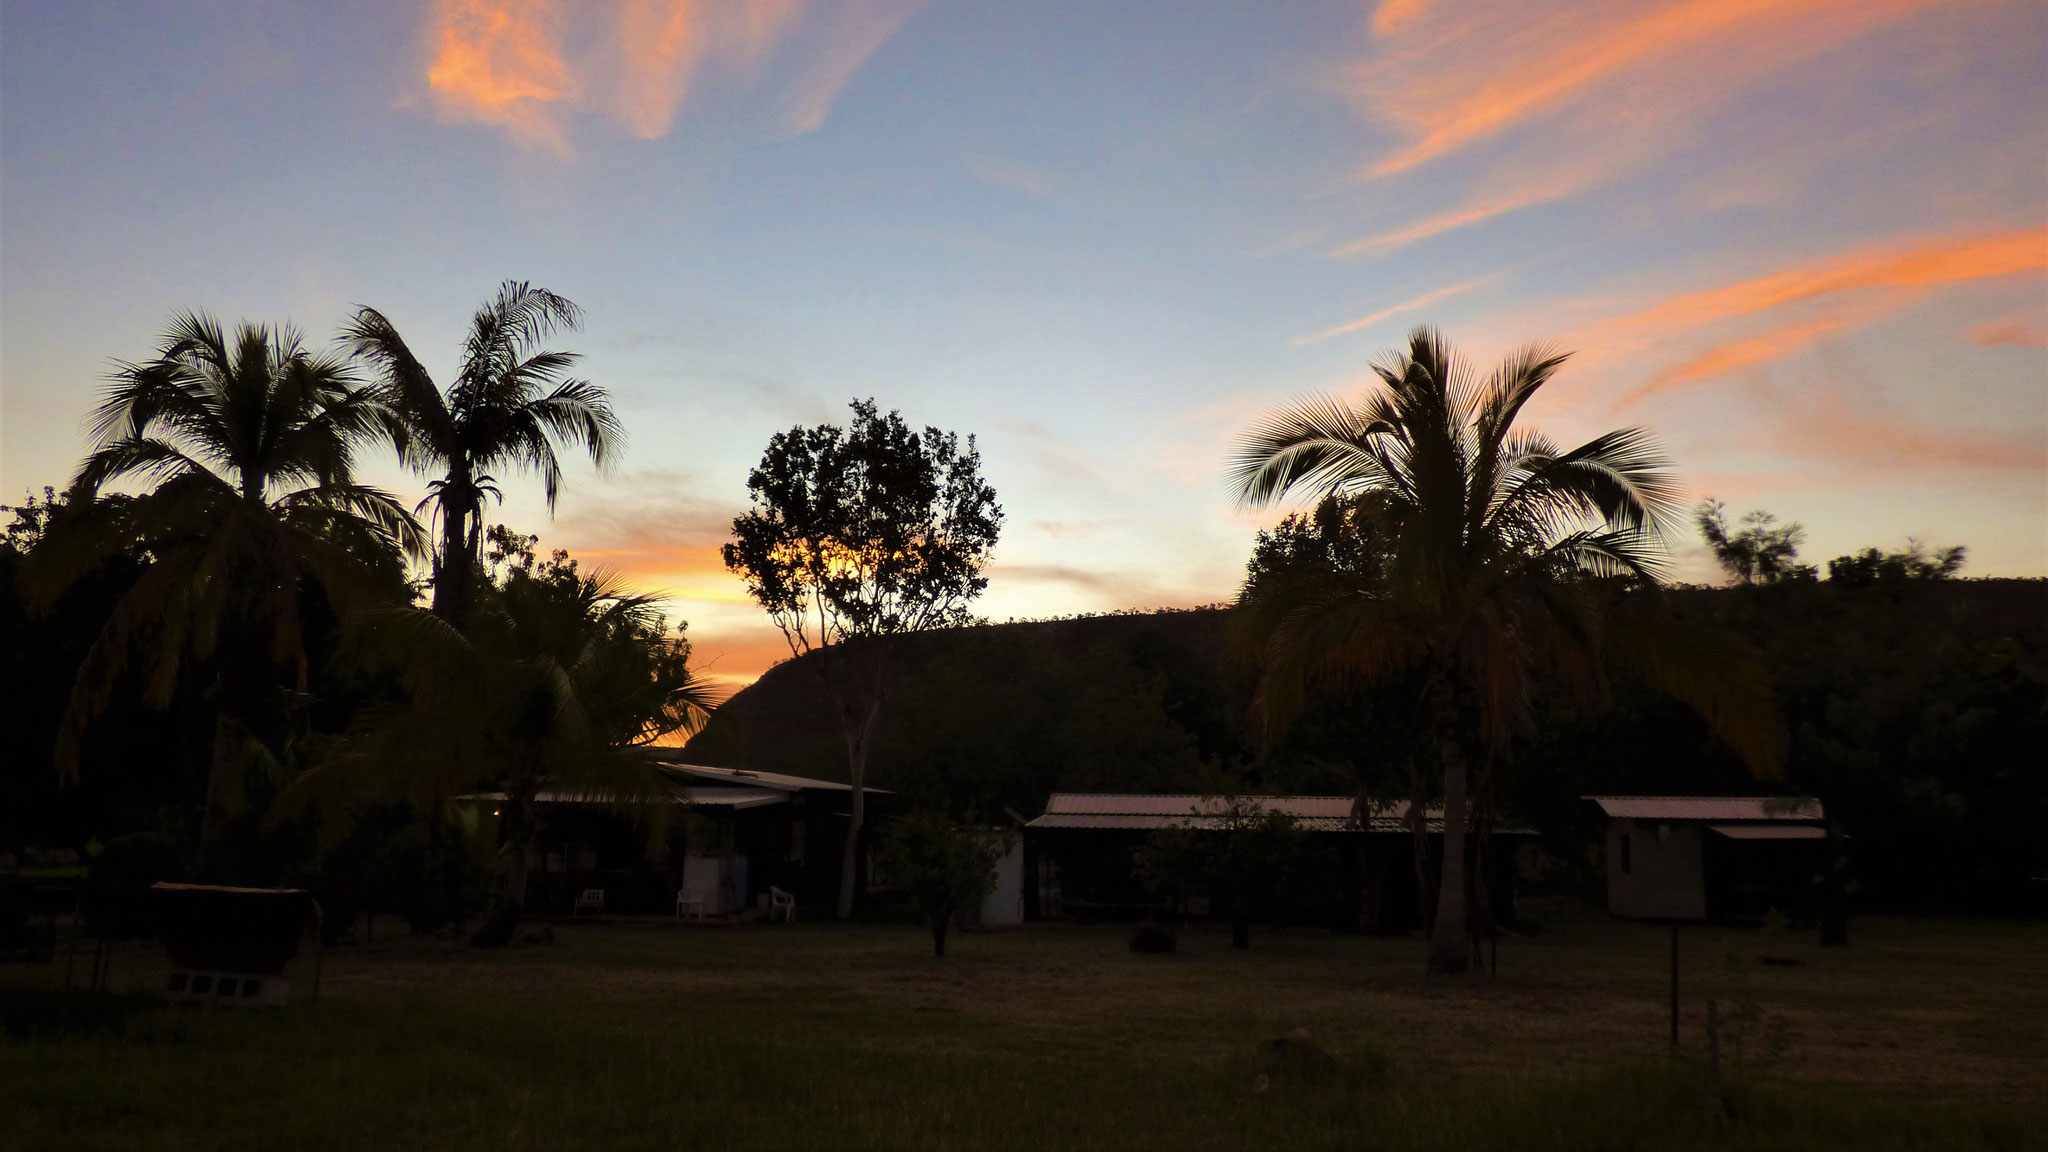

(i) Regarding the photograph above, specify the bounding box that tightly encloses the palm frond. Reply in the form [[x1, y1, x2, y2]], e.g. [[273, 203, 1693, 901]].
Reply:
[[1228, 394, 1398, 507]]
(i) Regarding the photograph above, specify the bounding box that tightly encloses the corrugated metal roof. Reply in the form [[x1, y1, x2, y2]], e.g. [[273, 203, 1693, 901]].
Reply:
[[1029, 812, 1362, 832], [1584, 795, 1823, 822], [1028, 794, 1529, 835], [1041, 793, 1361, 820], [647, 757, 890, 794], [1709, 823, 1827, 840], [457, 786, 788, 809]]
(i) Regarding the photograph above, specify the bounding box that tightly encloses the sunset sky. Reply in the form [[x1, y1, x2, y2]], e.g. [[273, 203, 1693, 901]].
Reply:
[[4, 0, 2044, 688]]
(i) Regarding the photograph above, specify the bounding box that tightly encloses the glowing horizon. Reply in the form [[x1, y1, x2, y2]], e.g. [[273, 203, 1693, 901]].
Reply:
[[3, 0, 2043, 687]]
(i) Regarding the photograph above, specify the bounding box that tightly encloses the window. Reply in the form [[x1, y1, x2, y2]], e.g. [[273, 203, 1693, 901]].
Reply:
[[1620, 833, 1633, 875]]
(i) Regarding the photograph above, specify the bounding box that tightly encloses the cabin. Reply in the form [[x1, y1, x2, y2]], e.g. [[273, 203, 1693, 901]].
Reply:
[[1584, 795, 1827, 922], [1023, 793, 1530, 932], [494, 754, 890, 918]]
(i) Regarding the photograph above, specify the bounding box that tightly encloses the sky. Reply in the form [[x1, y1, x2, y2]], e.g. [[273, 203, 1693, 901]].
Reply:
[[3, 0, 2045, 689]]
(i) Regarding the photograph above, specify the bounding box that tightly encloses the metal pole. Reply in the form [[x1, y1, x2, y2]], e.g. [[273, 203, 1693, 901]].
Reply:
[[1707, 998, 1721, 1082], [1669, 923, 1680, 1053]]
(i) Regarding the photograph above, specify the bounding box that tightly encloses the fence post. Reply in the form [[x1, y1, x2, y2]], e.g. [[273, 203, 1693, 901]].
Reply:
[[1669, 923, 1680, 1053], [1707, 997, 1721, 1082]]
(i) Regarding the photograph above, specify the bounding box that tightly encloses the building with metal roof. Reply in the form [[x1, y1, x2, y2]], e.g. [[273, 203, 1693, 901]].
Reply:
[[1023, 792, 1531, 933], [1583, 795, 1828, 922], [474, 756, 892, 919]]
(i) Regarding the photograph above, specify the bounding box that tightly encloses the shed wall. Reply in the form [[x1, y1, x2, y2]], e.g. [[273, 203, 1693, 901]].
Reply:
[[1607, 819, 1706, 920]]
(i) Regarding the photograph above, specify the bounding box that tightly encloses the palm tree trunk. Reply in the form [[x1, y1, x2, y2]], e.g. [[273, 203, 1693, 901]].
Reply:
[[431, 498, 468, 623], [472, 786, 535, 947], [201, 712, 236, 846], [1408, 756, 1432, 933], [431, 479, 481, 626], [1427, 732, 1471, 975]]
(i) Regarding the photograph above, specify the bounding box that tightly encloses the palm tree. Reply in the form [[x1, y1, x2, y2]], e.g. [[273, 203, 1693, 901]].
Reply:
[[21, 312, 425, 832], [286, 553, 717, 945], [340, 282, 623, 627], [1232, 327, 1782, 975]]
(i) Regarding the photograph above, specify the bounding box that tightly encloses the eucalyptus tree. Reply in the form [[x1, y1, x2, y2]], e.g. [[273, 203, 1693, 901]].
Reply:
[[1695, 501, 1814, 585], [288, 548, 717, 944], [725, 399, 1002, 919], [1232, 327, 1782, 974], [340, 281, 622, 626], [21, 312, 424, 834]]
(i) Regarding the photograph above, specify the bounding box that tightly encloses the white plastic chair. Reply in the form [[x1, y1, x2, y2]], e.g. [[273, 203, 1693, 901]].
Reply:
[[768, 886, 796, 924], [675, 891, 705, 920]]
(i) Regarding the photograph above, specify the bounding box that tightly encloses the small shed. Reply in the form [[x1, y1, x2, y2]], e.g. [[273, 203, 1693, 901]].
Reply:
[[152, 883, 321, 1007], [1584, 796, 1826, 922]]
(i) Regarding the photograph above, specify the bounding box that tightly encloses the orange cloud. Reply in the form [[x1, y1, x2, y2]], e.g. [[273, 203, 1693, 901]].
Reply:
[[779, 0, 924, 134], [1371, 0, 1428, 35], [1328, 190, 1554, 258], [1620, 289, 1911, 406], [420, 0, 916, 148], [1351, 0, 1950, 179], [1295, 275, 1496, 345], [619, 0, 705, 140], [427, 0, 576, 151], [1620, 229, 2047, 335], [1970, 314, 2048, 347]]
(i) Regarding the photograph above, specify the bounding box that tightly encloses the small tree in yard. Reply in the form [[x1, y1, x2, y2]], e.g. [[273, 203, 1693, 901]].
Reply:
[[1135, 795, 1307, 950], [725, 399, 1002, 920], [879, 811, 1008, 957]]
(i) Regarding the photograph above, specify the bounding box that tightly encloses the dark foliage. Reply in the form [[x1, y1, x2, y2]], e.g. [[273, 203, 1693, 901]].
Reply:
[[688, 577, 2047, 917]]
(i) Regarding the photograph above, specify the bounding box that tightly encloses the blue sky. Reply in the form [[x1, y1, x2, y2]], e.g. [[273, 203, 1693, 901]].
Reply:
[[4, 0, 2044, 684]]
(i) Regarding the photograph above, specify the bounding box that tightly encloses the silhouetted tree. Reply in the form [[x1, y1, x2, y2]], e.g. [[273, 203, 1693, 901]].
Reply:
[[1134, 793, 1306, 949], [341, 282, 622, 628], [1232, 327, 1783, 974], [20, 313, 423, 845], [877, 811, 1008, 956], [284, 546, 715, 945], [725, 399, 1002, 919], [1826, 541, 1965, 588], [1696, 500, 1815, 585]]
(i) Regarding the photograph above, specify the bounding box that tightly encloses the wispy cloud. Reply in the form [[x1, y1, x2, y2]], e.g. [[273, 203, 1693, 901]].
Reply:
[[1327, 186, 1565, 258], [1618, 229, 2044, 334], [1294, 275, 1496, 345], [1349, 0, 1946, 179], [420, 0, 919, 150], [1604, 228, 2047, 405], [1767, 370, 2048, 475], [1970, 314, 2048, 347], [993, 563, 1226, 610], [1370, 0, 1429, 36], [617, 0, 705, 140], [964, 153, 1061, 203], [779, 0, 924, 135]]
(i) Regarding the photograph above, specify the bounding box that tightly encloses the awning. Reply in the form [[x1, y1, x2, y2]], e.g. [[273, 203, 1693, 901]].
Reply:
[[1708, 823, 1826, 840]]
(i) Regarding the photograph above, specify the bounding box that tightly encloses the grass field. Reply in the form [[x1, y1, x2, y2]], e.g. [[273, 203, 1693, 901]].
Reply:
[[4, 909, 2044, 1151]]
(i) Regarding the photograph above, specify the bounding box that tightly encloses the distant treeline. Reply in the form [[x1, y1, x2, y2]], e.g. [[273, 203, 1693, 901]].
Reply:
[[685, 578, 2048, 916]]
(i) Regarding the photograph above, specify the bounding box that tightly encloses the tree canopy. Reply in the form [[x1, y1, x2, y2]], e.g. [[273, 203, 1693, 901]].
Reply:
[[724, 398, 1002, 918]]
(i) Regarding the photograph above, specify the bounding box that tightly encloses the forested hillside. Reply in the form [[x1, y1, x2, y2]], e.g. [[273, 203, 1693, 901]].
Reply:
[[685, 579, 2048, 914]]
